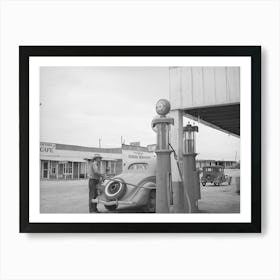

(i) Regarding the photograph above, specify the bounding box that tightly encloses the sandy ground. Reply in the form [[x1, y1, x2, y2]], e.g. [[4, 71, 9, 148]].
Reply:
[[198, 169, 240, 213], [40, 180, 91, 213], [198, 184, 240, 213], [40, 169, 240, 213]]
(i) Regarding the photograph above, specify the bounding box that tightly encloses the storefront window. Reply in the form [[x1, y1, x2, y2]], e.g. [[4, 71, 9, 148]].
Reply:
[[40, 158, 118, 180], [50, 161, 57, 175], [80, 162, 86, 178], [63, 162, 72, 174], [42, 160, 49, 179], [104, 161, 117, 175]]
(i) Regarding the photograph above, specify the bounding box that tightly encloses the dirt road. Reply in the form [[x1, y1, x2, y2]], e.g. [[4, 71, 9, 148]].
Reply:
[[40, 170, 240, 213]]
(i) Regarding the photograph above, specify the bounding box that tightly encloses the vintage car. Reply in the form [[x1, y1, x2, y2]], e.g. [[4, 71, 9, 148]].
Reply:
[[92, 160, 156, 212], [201, 165, 231, 186]]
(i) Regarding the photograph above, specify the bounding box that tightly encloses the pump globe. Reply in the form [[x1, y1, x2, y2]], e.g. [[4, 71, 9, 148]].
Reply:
[[156, 99, 171, 116]]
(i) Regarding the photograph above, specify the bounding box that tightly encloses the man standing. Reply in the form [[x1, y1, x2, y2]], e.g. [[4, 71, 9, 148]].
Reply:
[[88, 154, 102, 213]]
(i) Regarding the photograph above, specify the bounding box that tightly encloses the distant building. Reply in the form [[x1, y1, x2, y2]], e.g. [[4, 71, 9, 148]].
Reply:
[[147, 144, 157, 152], [40, 142, 155, 180], [129, 142, 141, 147], [196, 159, 237, 169], [122, 144, 156, 168], [146, 143, 236, 168], [40, 141, 236, 180]]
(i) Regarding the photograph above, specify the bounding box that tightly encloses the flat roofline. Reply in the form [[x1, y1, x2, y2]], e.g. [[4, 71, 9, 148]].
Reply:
[[41, 142, 122, 153], [171, 102, 240, 112], [40, 142, 154, 153]]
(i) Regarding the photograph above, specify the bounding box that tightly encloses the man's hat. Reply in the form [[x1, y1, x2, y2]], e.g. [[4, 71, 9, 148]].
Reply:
[[92, 154, 102, 161]]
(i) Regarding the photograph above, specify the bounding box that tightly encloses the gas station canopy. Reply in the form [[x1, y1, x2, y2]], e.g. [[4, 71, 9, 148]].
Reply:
[[169, 67, 240, 137], [184, 103, 240, 137]]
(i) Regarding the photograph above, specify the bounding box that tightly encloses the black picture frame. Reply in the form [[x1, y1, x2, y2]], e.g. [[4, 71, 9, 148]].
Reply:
[[20, 46, 261, 233]]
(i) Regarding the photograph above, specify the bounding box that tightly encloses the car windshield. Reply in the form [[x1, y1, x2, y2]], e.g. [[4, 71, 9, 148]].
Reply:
[[127, 163, 149, 172], [204, 167, 214, 172]]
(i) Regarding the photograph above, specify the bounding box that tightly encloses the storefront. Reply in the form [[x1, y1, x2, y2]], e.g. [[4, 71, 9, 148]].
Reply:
[[195, 159, 237, 169], [40, 142, 235, 180], [40, 159, 88, 180], [40, 142, 156, 180], [40, 142, 122, 180]]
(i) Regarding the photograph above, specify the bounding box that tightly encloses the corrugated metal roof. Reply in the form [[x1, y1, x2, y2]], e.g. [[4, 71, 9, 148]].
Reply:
[[169, 67, 240, 137], [170, 67, 240, 110]]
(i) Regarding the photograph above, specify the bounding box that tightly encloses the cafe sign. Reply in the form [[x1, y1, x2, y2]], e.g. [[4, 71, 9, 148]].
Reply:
[[40, 143, 56, 153]]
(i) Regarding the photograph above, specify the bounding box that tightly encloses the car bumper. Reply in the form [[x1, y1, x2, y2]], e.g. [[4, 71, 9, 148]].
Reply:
[[202, 178, 213, 182], [91, 197, 136, 207]]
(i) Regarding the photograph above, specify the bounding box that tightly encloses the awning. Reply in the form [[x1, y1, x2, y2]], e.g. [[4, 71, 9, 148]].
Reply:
[[101, 157, 118, 162], [40, 155, 86, 162], [83, 156, 118, 162], [184, 104, 240, 137]]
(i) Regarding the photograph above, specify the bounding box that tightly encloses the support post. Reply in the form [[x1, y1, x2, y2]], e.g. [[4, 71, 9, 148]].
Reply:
[[72, 162, 74, 179], [78, 162, 80, 180], [47, 160, 50, 180], [169, 110, 186, 212]]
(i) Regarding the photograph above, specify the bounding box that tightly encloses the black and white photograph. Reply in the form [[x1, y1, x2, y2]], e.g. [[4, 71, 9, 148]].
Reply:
[[39, 66, 241, 215], [3, 1, 280, 279], [19, 46, 260, 232]]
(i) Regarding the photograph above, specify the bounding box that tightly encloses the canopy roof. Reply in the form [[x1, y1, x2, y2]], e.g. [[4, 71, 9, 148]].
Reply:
[[184, 103, 240, 137]]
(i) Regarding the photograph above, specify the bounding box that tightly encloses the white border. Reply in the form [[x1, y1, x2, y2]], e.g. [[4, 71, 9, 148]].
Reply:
[[29, 56, 251, 223]]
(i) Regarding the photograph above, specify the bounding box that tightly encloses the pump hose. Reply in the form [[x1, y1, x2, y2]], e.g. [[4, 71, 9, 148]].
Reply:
[[169, 144, 192, 213]]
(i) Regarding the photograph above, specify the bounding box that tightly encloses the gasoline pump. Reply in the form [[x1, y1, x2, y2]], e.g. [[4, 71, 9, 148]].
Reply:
[[151, 99, 174, 213], [182, 123, 200, 213], [152, 99, 200, 213]]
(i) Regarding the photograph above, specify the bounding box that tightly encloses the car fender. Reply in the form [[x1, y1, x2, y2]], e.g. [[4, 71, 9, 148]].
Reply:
[[129, 181, 156, 206], [141, 181, 156, 190]]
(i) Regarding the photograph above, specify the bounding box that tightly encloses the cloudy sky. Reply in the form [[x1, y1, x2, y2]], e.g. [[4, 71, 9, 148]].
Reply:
[[40, 67, 240, 161]]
